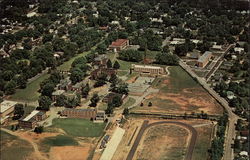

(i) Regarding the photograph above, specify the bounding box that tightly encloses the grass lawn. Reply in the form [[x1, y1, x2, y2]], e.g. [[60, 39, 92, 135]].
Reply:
[[49, 118, 106, 137], [121, 97, 136, 108], [0, 130, 33, 160], [57, 51, 91, 71], [10, 73, 49, 102], [161, 66, 199, 93], [40, 135, 78, 152], [117, 70, 128, 77], [192, 125, 213, 160]]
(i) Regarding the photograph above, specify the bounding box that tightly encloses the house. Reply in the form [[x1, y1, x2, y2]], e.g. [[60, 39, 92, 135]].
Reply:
[[58, 77, 72, 91], [239, 151, 248, 157], [0, 49, 9, 58], [197, 51, 212, 68], [92, 54, 108, 67], [19, 110, 46, 129], [0, 100, 18, 124], [131, 64, 164, 75], [108, 39, 129, 52], [90, 68, 116, 80], [227, 91, 235, 100], [234, 47, 244, 54], [99, 26, 109, 31], [170, 38, 185, 45], [211, 45, 223, 51], [72, 80, 88, 93], [102, 92, 124, 103], [52, 90, 65, 101], [95, 111, 107, 121], [0, 100, 18, 118], [61, 108, 97, 120]]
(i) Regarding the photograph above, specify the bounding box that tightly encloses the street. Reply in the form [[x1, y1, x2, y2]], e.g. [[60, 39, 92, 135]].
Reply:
[[179, 60, 240, 160]]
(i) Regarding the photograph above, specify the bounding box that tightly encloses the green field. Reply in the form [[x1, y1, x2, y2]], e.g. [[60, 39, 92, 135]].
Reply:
[[121, 97, 136, 108], [49, 118, 106, 137], [10, 73, 49, 102], [40, 135, 78, 152], [0, 130, 33, 160], [192, 125, 213, 160]]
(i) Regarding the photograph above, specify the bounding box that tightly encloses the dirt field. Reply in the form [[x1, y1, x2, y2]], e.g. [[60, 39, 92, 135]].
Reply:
[[138, 87, 223, 115], [112, 120, 144, 160], [112, 118, 214, 160], [49, 146, 91, 160], [135, 124, 189, 160], [130, 66, 223, 115]]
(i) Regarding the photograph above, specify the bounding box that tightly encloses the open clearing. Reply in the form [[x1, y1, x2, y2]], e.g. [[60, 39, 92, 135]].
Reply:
[[135, 124, 189, 160], [132, 66, 223, 115], [0, 130, 34, 160], [112, 118, 214, 160], [49, 118, 106, 137]]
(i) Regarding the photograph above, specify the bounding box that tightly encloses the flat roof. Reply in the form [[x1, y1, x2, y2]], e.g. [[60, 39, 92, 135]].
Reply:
[[198, 51, 212, 63], [23, 110, 40, 121], [0, 100, 18, 113], [132, 64, 163, 70], [52, 90, 65, 96]]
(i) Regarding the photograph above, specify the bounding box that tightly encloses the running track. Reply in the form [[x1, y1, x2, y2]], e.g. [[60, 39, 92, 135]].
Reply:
[[126, 120, 198, 160]]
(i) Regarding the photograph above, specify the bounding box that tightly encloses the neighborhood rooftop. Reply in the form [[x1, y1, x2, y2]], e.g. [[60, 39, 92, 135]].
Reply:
[[110, 39, 128, 46], [198, 51, 212, 63], [0, 100, 18, 113]]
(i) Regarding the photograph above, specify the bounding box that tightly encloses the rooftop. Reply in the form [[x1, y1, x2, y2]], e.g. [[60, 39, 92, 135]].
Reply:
[[94, 54, 108, 61], [132, 64, 163, 70], [198, 51, 212, 63], [23, 110, 40, 121], [110, 39, 128, 47], [62, 108, 96, 112], [0, 100, 18, 113], [52, 90, 65, 96]]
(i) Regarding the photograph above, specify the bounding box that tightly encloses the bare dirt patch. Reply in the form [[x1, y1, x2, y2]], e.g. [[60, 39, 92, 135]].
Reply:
[[112, 119, 144, 160], [49, 146, 90, 160], [138, 87, 223, 115], [135, 124, 189, 160]]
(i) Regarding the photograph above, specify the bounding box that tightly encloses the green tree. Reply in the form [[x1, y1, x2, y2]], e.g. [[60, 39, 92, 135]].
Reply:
[[113, 61, 120, 69], [90, 93, 99, 107], [13, 104, 24, 120], [81, 84, 90, 98], [123, 108, 129, 116], [96, 43, 107, 54], [38, 96, 52, 111], [55, 95, 67, 106], [34, 126, 44, 134], [4, 80, 17, 95], [107, 59, 112, 68]]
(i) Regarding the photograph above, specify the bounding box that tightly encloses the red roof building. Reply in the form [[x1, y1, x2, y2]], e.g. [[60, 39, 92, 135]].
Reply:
[[109, 39, 129, 52]]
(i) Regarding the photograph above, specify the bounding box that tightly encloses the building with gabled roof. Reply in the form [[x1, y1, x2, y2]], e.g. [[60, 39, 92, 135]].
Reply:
[[18, 110, 46, 128], [197, 51, 212, 68]]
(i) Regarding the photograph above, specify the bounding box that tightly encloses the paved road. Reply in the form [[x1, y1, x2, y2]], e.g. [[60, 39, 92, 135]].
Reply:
[[179, 60, 240, 160], [126, 120, 197, 160]]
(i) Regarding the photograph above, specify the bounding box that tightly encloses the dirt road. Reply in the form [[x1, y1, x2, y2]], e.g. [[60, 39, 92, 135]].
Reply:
[[126, 120, 197, 160]]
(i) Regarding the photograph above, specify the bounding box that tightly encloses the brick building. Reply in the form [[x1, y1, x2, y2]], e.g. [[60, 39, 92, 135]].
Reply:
[[92, 54, 108, 67], [109, 39, 129, 52], [0, 100, 18, 124], [19, 110, 46, 129], [131, 64, 164, 75], [61, 108, 97, 119], [197, 51, 212, 68]]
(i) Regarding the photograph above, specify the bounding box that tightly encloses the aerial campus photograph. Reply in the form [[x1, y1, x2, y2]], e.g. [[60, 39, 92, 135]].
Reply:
[[0, 0, 249, 160]]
